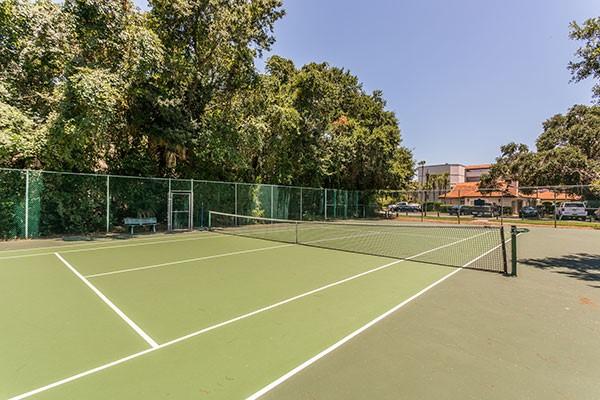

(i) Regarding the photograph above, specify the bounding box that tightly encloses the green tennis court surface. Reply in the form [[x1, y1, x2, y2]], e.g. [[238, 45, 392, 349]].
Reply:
[[1, 218, 512, 399]]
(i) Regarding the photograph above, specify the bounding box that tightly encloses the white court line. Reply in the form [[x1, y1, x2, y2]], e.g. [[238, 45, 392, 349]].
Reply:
[[246, 268, 464, 400], [10, 231, 491, 400], [54, 253, 159, 349], [85, 244, 294, 278], [0, 233, 230, 261], [246, 237, 512, 400], [86, 231, 383, 279]]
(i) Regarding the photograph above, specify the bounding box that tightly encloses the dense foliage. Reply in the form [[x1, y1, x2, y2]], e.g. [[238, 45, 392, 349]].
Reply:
[[0, 0, 414, 190], [569, 17, 600, 102]]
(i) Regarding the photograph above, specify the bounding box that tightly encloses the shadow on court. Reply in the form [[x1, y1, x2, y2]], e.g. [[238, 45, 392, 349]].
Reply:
[[521, 252, 600, 287]]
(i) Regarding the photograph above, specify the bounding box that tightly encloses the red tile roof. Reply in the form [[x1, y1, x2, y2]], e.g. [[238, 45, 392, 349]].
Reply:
[[440, 182, 515, 199], [519, 190, 581, 201], [440, 182, 582, 201]]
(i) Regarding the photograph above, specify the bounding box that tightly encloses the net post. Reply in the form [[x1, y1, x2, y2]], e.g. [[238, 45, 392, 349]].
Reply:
[[25, 169, 29, 238], [511, 225, 518, 276], [500, 226, 508, 275], [106, 175, 110, 233], [208, 211, 212, 230]]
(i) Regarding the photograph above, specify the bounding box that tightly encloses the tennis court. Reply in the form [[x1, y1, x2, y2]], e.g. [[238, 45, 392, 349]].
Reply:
[[1, 213, 514, 399]]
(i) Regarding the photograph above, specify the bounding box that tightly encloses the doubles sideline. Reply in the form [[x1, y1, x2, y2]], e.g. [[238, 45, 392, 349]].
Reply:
[[8, 230, 491, 400]]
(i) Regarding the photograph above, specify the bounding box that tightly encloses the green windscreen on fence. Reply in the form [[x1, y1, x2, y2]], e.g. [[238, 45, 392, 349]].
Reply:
[[0, 169, 27, 239], [0, 168, 379, 239]]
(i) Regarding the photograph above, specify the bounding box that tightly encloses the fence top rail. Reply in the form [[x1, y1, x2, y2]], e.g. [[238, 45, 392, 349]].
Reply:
[[0, 167, 376, 194]]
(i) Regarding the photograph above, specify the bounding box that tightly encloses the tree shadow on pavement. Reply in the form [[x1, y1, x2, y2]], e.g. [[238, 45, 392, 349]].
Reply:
[[521, 253, 600, 287]]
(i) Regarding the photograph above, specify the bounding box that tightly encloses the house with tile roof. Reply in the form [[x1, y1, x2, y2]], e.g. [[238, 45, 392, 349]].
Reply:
[[439, 182, 581, 214]]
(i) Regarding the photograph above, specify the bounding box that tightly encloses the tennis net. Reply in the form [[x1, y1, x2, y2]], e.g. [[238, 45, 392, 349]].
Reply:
[[208, 211, 510, 273]]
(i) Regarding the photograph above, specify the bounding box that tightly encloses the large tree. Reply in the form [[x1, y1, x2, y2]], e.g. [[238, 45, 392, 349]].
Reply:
[[569, 17, 600, 102], [0, 0, 414, 191]]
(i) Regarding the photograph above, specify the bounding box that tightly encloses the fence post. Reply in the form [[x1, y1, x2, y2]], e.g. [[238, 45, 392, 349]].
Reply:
[[25, 169, 29, 238], [299, 187, 303, 221], [324, 189, 328, 220], [500, 193, 504, 226], [553, 191, 557, 229], [106, 175, 110, 233], [234, 182, 238, 216], [190, 178, 194, 229], [270, 185, 274, 219]]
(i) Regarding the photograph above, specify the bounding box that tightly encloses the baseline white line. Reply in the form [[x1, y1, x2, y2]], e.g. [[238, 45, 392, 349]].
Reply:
[[85, 244, 294, 278], [54, 253, 159, 349], [246, 236, 513, 400], [0, 233, 230, 260], [10, 231, 491, 400]]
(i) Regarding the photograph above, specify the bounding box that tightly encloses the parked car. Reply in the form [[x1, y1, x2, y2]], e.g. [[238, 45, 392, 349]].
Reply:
[[519, 206, 540, 219], [394, 202, 421, 213], [448, 205, 472, 216], [472, 205, 496, 218], [555, 202, 588, 221], [387, 201, 408, 212], [407, 203, 422, 212]]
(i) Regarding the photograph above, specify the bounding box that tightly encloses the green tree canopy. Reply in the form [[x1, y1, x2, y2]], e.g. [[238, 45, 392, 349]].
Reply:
[[0, 0, 414, 191], [569, 17, 600, 101]]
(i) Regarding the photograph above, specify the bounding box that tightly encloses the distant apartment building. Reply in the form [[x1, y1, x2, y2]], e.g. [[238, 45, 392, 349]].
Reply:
[[416, 163, 491, 187]]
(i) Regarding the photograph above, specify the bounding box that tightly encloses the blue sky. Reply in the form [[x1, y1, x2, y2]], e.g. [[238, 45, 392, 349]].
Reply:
[[135, 0, 599, 166]]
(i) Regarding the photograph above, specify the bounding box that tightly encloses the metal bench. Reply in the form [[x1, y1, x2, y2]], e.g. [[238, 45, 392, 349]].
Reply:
[[124, 217, 158, 235]]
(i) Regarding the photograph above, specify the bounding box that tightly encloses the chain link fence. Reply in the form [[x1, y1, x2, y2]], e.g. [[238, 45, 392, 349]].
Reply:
[[379, 184, 600, 228], [0, 168, 380, 239]]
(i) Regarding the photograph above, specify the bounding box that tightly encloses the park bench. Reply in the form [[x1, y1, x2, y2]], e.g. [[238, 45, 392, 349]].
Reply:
[[124, 217, 158, 235]]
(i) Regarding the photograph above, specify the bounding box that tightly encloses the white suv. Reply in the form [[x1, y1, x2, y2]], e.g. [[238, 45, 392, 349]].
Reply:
[[556, 202, 588, 221]]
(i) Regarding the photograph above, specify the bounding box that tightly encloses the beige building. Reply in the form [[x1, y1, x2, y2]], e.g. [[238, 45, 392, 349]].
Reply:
[[417, 163, 491, 187]]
